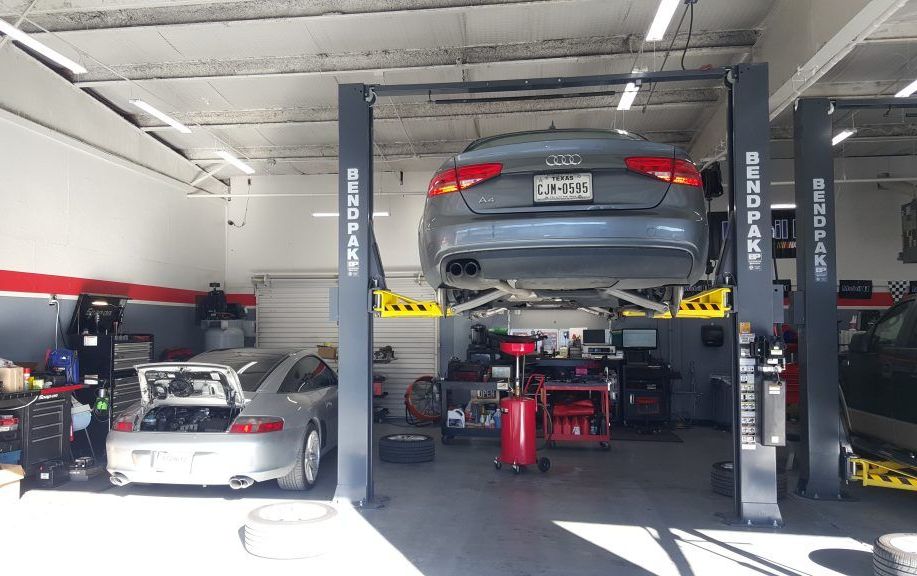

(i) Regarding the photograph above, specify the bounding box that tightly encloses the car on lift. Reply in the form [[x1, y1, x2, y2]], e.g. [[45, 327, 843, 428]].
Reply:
[[106, 348, 338, 491], [418, 128, 709, 312], [842, 297, 917, 454]]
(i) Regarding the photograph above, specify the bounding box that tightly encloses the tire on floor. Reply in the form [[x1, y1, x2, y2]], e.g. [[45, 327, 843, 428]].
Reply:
[[243, 502, 338, 560], [873, 533, 917, 576], [710, 461, 788, 500], [379, 434, 435, 463]]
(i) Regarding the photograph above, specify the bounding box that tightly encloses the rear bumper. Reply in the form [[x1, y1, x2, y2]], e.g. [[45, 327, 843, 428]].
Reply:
[[420, 206, 707, 290], [106, 429, 298, 486]]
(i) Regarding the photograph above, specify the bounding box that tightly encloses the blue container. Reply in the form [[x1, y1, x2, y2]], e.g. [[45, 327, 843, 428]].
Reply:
[[0, 450, 21, 464]]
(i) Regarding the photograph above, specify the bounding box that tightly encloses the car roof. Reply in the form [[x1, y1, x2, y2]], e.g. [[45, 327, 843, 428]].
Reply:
[[190, 347, 298, 374], [464, 128, 645, 152]]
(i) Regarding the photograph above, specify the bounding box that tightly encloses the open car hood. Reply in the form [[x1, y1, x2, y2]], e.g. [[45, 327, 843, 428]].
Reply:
[[135, 362, 246, 409]]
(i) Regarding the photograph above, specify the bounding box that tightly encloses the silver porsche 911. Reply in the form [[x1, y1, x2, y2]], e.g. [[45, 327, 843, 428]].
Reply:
[[418, 128, 709, 311], [106, 348, 337, 491]]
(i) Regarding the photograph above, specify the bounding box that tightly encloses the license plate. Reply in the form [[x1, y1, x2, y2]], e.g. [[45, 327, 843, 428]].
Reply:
[[154, 451, 193, 473], [534, 173, 593, 203]]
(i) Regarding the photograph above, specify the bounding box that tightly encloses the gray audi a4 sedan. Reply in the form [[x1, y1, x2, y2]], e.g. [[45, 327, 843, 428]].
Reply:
[[107, 348, 337, 491], [418, 128, 709, 308]]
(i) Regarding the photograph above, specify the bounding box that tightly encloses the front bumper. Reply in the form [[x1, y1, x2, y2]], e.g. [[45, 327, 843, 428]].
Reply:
[[106, 429, 299, 486]]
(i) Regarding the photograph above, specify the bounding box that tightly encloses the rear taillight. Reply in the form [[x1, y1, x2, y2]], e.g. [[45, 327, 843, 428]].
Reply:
[[625, 157, 702, 187], [229, 416, 284, 434], [427, 163, 502, 197], [113, 419, 135, 432]]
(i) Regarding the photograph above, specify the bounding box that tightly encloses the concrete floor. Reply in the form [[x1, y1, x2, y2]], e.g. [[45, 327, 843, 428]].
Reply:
[[7, 423, 916, 575]]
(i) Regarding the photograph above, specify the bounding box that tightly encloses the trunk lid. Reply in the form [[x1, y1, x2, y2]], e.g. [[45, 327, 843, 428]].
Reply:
[[135, 362, 246, 410], [455, 134, 679, 214]]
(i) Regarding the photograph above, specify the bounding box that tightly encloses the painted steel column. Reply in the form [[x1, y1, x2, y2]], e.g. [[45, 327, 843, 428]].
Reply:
[[728, 63, 783, 526], [335, 83, 374, 505], [794, 98, 842, 500]]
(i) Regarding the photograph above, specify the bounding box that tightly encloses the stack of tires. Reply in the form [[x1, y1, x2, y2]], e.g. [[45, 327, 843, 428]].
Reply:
[[873, 534, 917, 576], [710, 461, 788, 499], [379, 434, 435, 463], [243, 502, 338, 559]]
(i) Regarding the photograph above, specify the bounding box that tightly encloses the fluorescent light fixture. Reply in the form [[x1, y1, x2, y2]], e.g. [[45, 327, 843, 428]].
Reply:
[[617, 82, 640, 111], [0, 19, 87, 74], [216, 150, 255, 175], [895, 79, 917, 98], [91, 300, 109, 307], [771, 203, 796, 210], [831, 128, 856, 146], [646, 0, 681, 41], [312, 211, 390, 218], [129, 99, 191, 134]]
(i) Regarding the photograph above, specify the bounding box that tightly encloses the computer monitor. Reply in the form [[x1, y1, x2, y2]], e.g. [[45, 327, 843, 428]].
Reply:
[[582, 329, 607, 345], [622, 329, 657, 350]]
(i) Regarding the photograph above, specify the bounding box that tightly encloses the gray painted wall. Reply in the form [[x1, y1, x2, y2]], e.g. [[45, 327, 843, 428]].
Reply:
[[0, 296, 203, 364], [439, 308, 735, 423]]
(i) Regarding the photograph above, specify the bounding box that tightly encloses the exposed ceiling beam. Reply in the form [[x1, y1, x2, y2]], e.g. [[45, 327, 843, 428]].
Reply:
[[689, 0, 909, 163], [182, 131, 697, 161], [771, 123, 917, 141], [135, 88, 721, 131], [3, 0, 576, 32], [71, 30, 756, 87]]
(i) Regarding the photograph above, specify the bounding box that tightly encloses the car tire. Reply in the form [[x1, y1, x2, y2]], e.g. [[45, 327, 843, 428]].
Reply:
[[243, 502, 338, 559], [278, 425, 321, 491], [710, 461, 788, 500], [874, 534, 917, 575], [379, 434, 434, 463]]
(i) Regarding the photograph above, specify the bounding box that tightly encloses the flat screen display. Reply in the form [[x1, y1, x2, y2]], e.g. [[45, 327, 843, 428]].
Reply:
[[622, 329, 657, 350], [582, 329, 607, 345]]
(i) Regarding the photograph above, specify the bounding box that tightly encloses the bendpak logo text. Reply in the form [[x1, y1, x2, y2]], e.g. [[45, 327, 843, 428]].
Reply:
[[744, 151, 763, 271], [812, 177, 829, 282], [346, 167, 360, 277]]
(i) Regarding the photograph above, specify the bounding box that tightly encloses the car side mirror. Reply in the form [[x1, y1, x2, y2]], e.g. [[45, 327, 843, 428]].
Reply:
[[848, 332, 870, 354]]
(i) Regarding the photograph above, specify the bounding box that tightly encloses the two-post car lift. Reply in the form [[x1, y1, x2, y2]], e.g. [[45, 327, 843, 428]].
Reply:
[[334, 63, 790, 526]]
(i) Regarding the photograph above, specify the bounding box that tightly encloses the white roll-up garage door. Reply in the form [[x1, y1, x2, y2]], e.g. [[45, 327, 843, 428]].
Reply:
[[254, 276, 438, 418]]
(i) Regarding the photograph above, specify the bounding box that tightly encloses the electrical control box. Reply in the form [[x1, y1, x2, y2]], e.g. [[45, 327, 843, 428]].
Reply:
[[757, 377, 786, 446]]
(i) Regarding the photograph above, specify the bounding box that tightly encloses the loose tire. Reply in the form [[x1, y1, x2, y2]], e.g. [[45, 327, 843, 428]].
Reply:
[[278, 425, 321, 491], [243, 502, 338, 559], [379, 434, 435, 463], [710, 461, 787, 500], [874, 533, 917, 576]]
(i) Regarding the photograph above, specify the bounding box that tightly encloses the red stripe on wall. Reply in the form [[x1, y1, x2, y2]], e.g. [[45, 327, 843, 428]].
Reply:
[[0, 269, 256, 306]]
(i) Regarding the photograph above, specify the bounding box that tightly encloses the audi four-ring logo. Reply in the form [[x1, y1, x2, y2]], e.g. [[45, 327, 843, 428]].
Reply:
[[545, 154, 582, 166]]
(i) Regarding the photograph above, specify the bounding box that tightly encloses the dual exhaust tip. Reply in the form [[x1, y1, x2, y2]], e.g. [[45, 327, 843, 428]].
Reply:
[[447, 260, 480, 279], [109, 472, 255, 490]]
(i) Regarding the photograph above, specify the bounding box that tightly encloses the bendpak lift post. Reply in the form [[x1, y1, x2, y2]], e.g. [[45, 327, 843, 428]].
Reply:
[[336, 63, 783, 525], [793, 96, 917, 500]]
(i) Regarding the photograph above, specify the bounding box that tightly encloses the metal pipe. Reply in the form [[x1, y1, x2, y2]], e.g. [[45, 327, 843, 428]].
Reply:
[[450, 289, 506, 314], [187, 191, 426, 199], [602, 288, 669, 313], [771, 176, 917, 187], [251, 270, 422, 283]]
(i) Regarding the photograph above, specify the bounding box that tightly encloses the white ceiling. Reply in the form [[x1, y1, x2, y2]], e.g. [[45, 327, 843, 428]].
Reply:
[[2, 0, 917, 177]]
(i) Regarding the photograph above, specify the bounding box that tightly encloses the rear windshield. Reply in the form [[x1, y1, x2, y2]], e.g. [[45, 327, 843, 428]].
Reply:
[[190, 349, 292, 392], [465, 129, 644, 152]]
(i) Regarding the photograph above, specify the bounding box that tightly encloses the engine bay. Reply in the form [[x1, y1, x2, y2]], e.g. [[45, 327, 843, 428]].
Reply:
[[140, 406, 241, 433]]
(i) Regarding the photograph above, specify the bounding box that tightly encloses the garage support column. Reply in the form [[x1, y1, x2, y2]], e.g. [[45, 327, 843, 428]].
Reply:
[[335, 83, 375, 506], [793, 98, 842, 500], [728, 63, 783, 526]]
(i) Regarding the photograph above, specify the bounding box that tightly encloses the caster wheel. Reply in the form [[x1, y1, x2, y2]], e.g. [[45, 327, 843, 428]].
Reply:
[[538, 457, 551, 472], [512, 464, 521, 475], [441, 435, 452, 445], [600, 442, 610, 451], [494, 458, 502, 470]]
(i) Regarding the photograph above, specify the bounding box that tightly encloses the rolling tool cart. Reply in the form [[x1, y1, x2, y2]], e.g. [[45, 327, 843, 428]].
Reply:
[[494, 339, 550, 474], [540, 379, 612, 450]]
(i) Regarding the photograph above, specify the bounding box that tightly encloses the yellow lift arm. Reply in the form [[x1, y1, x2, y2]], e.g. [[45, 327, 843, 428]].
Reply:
[[373, 289, 453, 318], [619, 287, 732, 319], [373, 286, 731, 319]]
